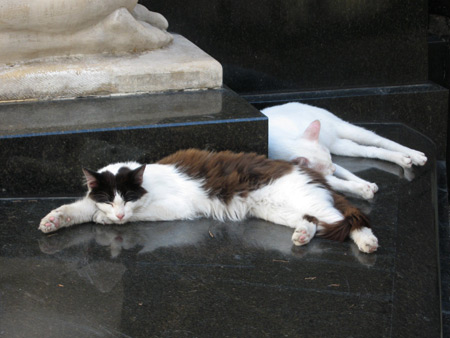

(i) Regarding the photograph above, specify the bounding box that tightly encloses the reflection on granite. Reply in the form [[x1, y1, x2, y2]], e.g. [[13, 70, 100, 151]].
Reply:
[[0, 90, 224, 137], [0, 89, 267, 197], [0, 125, 441, 337]]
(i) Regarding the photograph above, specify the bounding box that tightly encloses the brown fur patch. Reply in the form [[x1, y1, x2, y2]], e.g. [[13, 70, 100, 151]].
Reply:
[[158, 149, 294, 203], [297, 166, 370, 242], [301, 166, 331, 189], [317, 193, 371, 242], [303, 215, 319, 225]]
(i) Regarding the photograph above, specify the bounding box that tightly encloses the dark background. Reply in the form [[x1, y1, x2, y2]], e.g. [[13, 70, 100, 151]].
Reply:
[[140, 0, 450, 162], [143, 0, 429, 94]]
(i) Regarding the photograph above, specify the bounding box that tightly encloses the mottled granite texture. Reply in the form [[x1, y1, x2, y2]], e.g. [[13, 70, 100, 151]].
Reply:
[[437, 161, 450, 336], [245, 83, 449, 160], [0, 89, 267, 197], [430, 0, 450, 17], [428, 35, 450, 89], [145, 0, 428, 94], [0, 125, 441, 337]]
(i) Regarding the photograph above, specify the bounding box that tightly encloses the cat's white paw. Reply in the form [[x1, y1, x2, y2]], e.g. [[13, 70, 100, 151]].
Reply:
[[351, 227, 378, 253], [292, 226, 312, 246], [39, 209, 71, 233], [357, 235, 378, 253], [370, 183, 379, 193], [355, 182, 378, 200], [409, 151, 427, 166], [93, 211, 113, 225], [399, 154, 413, 168]]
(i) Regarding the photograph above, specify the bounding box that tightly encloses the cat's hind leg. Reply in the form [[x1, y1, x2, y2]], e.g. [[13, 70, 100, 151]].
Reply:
[[39, 198, 97, 233], [337, 123, 427, 166], [330, 139, 414, 168], [350, 227, 378, 253], [292, 219, 317, 246], [249, 204, 318, 246]]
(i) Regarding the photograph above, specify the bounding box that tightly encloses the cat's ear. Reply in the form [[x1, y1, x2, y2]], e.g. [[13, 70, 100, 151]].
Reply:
[[291, 157, 310, 167], [82, 168, 99, 189], [131, 165, 146, 185], [301, 120, 321, 142]]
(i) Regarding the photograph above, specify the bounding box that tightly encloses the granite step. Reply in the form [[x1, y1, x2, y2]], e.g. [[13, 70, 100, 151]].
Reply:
[[0, 88, 267, 197], [0, 124, 441, 337]]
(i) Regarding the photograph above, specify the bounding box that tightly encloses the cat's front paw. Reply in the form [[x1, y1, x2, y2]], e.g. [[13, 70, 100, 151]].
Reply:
[[398, 154, 413, 169], [39, 209, 71, 233], [292, 226, 312, 246], [355, 182, 378, 200], [370, 183, 379, 193], [93, 211, 113, 225]]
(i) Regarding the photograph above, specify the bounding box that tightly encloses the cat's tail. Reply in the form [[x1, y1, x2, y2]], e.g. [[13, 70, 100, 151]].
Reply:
[[315, 193, 371, 242]]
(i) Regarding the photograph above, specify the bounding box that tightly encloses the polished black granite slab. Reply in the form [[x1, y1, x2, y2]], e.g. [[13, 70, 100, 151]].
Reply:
[[428, 35, 450, 90], [437, 161, 450, 336], [245, 83, 449, 160], [0, 89, 267, 197], [430, 0, 450, 17], [0, 125, 441, 337], [146, 0, 428, 94]]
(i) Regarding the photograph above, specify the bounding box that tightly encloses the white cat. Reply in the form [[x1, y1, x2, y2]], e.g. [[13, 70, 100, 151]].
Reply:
[[262, 102, 427, 199], [39, 149, 378, 253]]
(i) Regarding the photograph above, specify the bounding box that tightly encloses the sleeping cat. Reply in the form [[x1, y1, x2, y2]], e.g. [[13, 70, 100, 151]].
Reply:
[[262, 102, 427, 199], [39, 149, 378, 253]]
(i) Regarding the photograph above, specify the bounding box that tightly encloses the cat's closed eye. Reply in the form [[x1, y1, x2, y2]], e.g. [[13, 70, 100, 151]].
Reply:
[[93, 193, 113, 204], [124, 192, 139, 202]]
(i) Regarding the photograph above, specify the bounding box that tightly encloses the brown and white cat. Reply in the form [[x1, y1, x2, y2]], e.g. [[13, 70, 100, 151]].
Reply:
[[39, 149, 378, 253], [262, 102, 427, 199]]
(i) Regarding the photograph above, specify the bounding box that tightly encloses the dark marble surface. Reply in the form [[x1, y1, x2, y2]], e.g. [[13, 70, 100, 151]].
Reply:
[[245, 83, 449, 160], [0, 89, 267, 197], [430, 0, 450, 17], [428, 35, 450, 90], [144, 0, 428, 94], [437, 161, 450, 336], [0, 125, 441, 337]]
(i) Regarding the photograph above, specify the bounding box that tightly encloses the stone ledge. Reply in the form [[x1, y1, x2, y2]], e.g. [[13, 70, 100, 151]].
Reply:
[[0, 34, 222, 101], [0, 88, 266, 197]]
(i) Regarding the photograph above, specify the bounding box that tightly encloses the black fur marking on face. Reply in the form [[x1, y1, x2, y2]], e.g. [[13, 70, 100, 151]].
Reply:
[[83, 165, 147, 204], [115, 165, 147, 202], [83, 169, 116, 204]]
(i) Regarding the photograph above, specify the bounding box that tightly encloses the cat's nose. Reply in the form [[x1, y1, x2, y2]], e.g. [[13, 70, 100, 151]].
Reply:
[[116, 213, 124, 220]]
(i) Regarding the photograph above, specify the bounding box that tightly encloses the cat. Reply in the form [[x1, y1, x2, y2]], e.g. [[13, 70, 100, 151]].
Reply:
[[262, 102, 427, 200], [39, 149, 378, 253]]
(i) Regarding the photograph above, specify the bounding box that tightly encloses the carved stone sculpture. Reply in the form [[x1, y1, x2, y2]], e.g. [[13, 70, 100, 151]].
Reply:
[[0, 0, 173, 64], [0, 1, 222, 100]]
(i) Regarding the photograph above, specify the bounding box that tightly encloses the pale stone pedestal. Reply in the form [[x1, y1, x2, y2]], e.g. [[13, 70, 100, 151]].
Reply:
[[0, 34, 222, 101]]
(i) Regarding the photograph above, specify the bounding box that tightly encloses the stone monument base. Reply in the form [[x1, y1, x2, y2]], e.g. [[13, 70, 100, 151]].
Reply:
[[0, 34, 222, 101]]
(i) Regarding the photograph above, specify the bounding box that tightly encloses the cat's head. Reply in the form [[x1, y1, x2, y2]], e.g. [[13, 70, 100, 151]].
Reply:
[[82, 165, 147, 223], [292, 120, 335, 176]]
